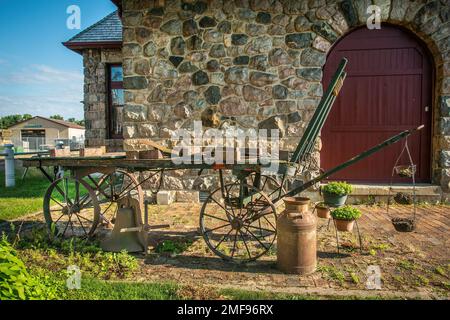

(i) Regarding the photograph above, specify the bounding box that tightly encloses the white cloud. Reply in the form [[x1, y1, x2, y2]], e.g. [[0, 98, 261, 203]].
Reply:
[[3, 64, 83, 85], [0, 64, 84, 119], [0, 92, 84, 119]]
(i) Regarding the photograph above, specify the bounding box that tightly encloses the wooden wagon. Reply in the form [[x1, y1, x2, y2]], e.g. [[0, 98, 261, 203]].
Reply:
[[21, 59, 423, 262]]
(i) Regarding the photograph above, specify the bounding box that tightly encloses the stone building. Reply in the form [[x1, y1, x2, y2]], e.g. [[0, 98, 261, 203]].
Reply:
[[64, 0, 450, 200]]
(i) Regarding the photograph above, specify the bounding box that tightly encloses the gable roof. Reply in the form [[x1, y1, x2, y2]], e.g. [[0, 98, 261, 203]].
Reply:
[[63, 11, 122, 53], [7, 116, 85, 130]]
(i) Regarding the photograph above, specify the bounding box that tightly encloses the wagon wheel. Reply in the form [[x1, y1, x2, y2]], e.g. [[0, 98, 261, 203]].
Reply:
[[248, 173, 285, 202], [90, 170, 143, 229], [200, 182, 277, 263], [139, 170, 164, 196], [43, 176, 100, 238]]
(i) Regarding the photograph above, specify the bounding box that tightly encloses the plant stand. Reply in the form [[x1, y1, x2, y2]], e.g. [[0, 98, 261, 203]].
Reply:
[[332, 218, 363, 254], [314, 202, 363, 253]]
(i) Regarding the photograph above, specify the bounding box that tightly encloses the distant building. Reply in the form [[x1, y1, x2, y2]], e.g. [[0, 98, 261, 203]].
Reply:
[[7, 116, 85, 151]]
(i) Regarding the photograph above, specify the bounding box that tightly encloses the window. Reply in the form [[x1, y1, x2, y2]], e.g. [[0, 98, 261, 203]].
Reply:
[[108, 64, 124, 138]]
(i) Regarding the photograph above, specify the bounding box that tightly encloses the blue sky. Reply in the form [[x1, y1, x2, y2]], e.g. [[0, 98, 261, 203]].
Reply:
[[0, 0, 117, 120]]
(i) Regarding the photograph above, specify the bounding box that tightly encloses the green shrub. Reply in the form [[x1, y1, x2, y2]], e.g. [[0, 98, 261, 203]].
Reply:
[[331, 206, 362, 221], [0, 235, 57, 300], [322, 182, 353, 196], [155, 240, 192, 255]]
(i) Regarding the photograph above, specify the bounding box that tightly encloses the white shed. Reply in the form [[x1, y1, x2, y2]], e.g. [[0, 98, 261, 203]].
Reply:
[[7, 116, 85, 151]]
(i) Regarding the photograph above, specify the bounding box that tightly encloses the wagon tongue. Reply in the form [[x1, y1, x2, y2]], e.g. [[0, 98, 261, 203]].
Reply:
[[281, 125, 425, 201]]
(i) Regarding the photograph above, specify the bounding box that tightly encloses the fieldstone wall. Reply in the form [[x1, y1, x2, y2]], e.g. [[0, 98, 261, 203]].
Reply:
[[83, 48, 124, 151], [119, 0, 450, 195]]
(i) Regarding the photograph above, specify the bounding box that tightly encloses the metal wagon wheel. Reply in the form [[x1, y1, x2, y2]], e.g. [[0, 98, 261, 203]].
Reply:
[[139, 169, 164, 196], [200, 181, 277, 263], [248, 173, 286, 202], [43, 176, 100, 238], [89, 169, 144, 229]]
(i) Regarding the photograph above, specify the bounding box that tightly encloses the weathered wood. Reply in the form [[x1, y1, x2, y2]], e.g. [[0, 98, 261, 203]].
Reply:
[[50, 147, 71, 157], [21, 156, 285, 172], [137, 140, 173, 155], [79, 146, 106, 157], [139, 150, 164, 159]]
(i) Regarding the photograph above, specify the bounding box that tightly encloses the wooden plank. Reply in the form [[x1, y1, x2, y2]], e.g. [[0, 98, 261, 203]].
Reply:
[[49, 147, 71, 157], [79, 146, 106, 157], [137, 140, 173, 155], [139, 150, 164, 159], [21, 157, 287, 171]]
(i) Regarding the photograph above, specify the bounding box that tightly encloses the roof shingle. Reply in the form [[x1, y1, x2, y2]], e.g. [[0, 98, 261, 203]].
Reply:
[[64, 11, 122, 45]]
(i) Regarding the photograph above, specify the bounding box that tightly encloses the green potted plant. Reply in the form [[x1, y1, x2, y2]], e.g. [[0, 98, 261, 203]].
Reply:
[[315, 202, 331, 219], [321, 182, 352, 207], [331, 205, 362, 232]]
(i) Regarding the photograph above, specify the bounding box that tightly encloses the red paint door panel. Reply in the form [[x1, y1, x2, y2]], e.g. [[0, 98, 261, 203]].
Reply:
[[321, 26, 432, 183]]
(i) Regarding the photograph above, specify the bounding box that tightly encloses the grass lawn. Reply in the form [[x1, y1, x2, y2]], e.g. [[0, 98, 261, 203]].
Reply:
[[60, 280, 399, 300], [62, 280, 313, 300], [0, 168, 49, 221], [64, 279, 181, 300]]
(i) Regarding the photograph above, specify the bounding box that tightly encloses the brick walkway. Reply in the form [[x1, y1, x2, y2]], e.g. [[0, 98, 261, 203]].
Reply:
[[136, 203, 449, 299]]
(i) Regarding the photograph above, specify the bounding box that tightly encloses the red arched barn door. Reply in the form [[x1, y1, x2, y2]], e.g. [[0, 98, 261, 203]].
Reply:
[[321, 25, 432, 183]]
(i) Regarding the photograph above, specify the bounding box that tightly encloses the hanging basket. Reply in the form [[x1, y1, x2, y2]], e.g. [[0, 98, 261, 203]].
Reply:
[[393, 192, 414, 205], [387, 137, 418, 233], [394, 165, 416, 178], [391, 217, 415, 232]]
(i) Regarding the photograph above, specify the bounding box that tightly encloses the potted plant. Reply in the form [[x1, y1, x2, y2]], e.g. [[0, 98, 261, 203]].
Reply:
[[331, 205, 362, 232], [321, 182, 352, 207], [316, 202, 331, 219], [394, 165, 416, 178]]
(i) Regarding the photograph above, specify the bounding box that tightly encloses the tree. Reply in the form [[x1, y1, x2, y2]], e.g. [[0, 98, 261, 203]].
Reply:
[[0, 114, 34, 129], [50, 115, 64, 120], [67, 118, 85, 126]]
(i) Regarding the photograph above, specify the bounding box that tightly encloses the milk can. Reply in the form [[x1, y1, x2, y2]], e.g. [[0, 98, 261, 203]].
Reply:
[[277, 197, 317, 275]]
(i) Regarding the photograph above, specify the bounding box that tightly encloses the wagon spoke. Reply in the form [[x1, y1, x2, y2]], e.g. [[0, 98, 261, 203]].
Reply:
[[77, 193, 92, 208], [54, 213, 65, 224], [231, 230, 238, 258], [50, 197, 64, 208], [238, 230, 252, 259], [61, 218, 71, 237], [246, 224, 276, 235], [213, 228, 233, 250], [245, 227, 269, 250], [76, 214, 93, 223], [69, 216, 75, 235], [262, 215, 276, 231], [204, 223, 232, 233], [203, 213, 230, 223], [210, 197, 228, 213], [74, 213, 88, 236]]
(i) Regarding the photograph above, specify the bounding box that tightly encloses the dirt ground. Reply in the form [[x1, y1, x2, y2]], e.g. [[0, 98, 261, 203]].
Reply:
[[5, 202, 449, 299], [128, 203, 448, 299]]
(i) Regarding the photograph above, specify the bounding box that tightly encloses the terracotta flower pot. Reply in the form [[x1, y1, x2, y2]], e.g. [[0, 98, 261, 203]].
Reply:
[[316, 206, 331, 219], [334, 219, 355, 232]]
